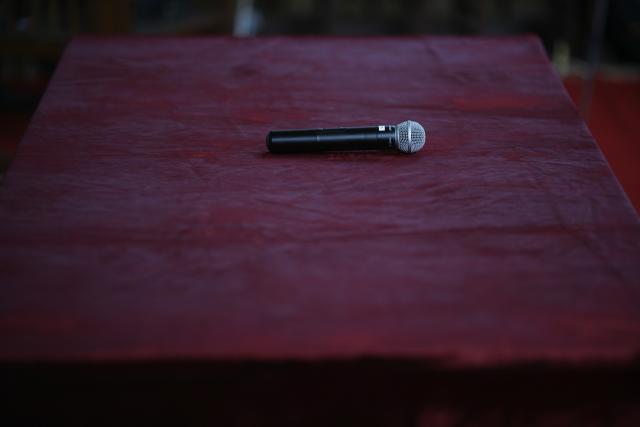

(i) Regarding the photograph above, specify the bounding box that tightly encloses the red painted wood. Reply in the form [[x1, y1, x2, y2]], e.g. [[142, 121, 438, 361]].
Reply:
[[0, 36, 639, 365]]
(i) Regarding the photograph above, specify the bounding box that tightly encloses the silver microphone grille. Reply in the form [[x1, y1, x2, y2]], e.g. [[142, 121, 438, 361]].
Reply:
[[396, 120, 426, 154]]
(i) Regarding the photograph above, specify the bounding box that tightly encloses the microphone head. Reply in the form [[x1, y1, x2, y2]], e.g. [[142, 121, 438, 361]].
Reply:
[[395, 120, 426, 154]]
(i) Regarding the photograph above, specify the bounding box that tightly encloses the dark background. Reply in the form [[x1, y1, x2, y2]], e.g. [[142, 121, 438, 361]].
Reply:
[[1, 0, 639, 209]]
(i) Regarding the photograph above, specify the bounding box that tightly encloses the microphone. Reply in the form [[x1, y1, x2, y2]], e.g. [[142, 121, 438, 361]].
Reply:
[[266, 120, 426, 154]]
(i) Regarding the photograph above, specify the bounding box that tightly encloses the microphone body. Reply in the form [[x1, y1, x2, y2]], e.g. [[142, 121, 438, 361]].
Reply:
[[267, 126, 395, 153], [266, 120, 426, 154]]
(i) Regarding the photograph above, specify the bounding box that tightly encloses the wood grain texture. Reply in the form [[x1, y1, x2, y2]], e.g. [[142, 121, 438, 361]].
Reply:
[[0, 36, 639, 365]]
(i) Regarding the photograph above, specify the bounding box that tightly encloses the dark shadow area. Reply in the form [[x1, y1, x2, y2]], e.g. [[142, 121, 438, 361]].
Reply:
[[3, 358, 640, 426]]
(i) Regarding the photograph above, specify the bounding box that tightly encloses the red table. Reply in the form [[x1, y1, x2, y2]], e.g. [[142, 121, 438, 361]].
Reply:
[[1, 36, 639, 425]]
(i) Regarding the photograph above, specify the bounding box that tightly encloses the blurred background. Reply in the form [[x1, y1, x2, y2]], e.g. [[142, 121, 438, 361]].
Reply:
[[1, 0, 639, 211]]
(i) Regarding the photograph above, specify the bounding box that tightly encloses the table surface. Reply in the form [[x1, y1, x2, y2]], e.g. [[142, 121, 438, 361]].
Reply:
[[0, 35, 639, 365]]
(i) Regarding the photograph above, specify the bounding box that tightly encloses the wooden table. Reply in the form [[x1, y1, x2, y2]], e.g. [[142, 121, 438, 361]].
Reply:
[[1, 36, 639, 426]]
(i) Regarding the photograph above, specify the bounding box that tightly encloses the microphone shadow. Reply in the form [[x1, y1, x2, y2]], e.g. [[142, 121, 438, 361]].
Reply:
[[260, 150, 418, 161]]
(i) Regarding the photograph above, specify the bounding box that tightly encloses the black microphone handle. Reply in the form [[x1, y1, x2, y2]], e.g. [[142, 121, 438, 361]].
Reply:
[[267, 125, 396, 153]]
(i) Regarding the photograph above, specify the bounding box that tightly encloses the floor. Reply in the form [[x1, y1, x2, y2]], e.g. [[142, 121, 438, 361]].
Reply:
[[0, 112, 30, 178], [564, 75, 640, 214]]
